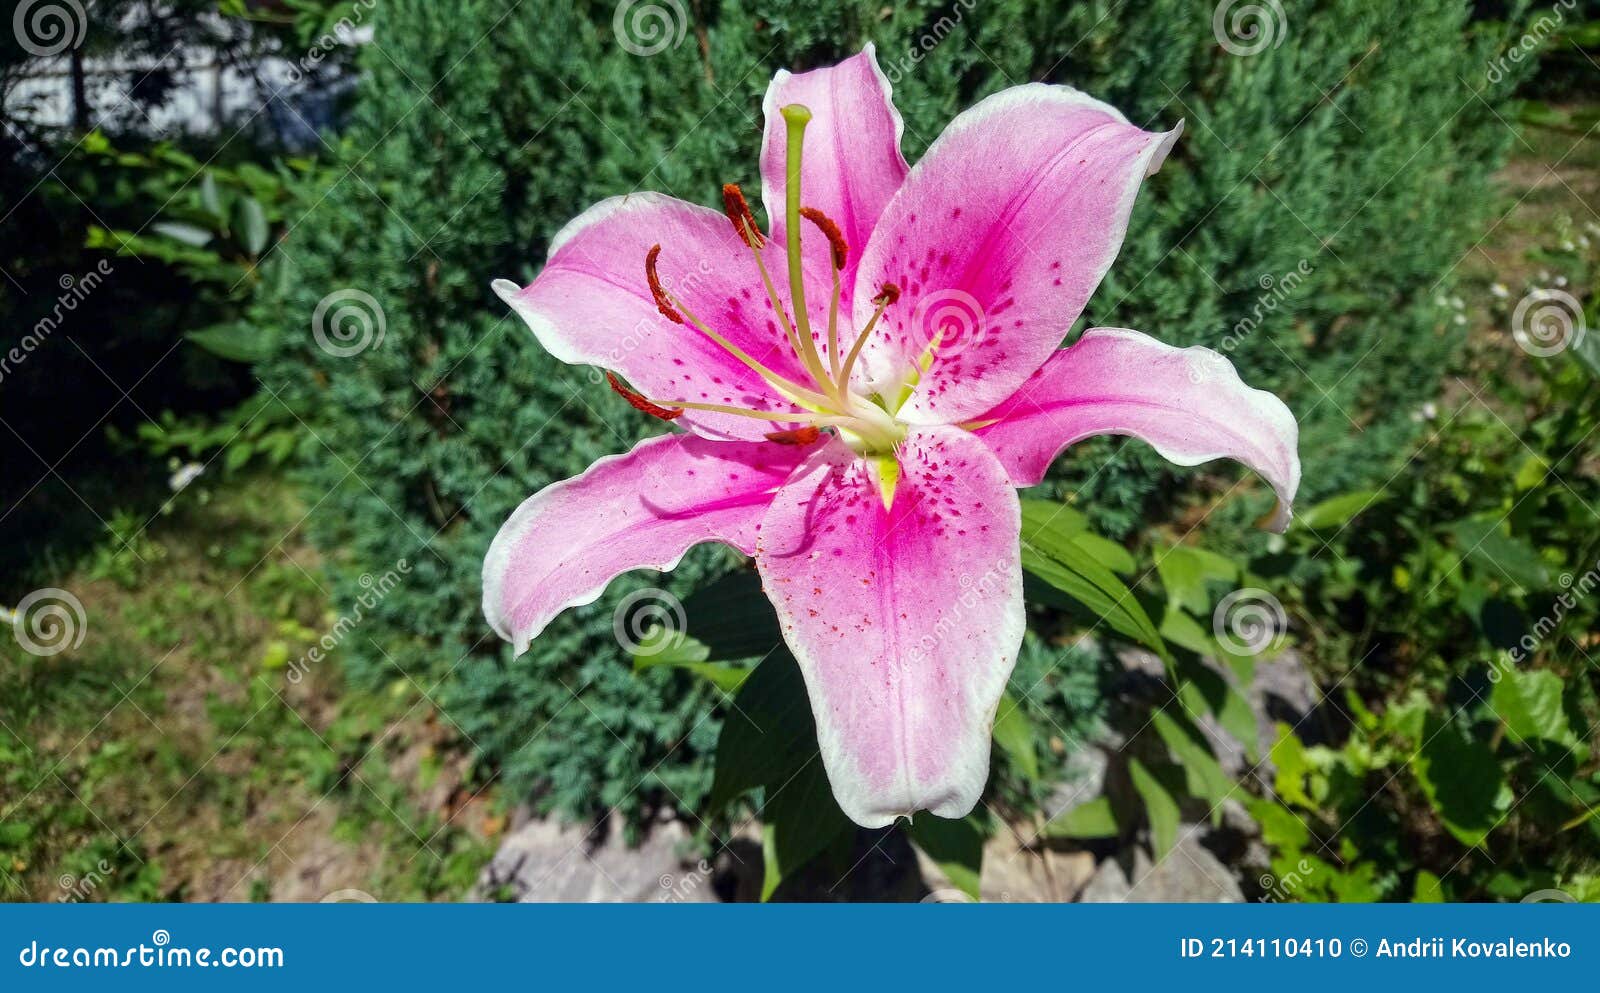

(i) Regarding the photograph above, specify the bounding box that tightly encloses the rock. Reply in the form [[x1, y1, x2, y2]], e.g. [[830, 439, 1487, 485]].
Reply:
[[1077, 854, 1133, 903], [1079, 829, 1244, 903], [1043, 745, 1108, 825], [472, 815, 716, 903], [916, 826, 1096, 903]]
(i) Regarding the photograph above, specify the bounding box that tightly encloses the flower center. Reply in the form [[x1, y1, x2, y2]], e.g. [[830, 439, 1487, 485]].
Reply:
[[605, 103, 907, 457]]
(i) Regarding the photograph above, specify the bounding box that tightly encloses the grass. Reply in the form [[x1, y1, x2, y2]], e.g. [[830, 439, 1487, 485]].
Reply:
[[0, 475, 497, 902]]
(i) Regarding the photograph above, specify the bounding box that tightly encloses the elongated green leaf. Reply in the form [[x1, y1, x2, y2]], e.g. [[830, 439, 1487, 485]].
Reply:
[[760, 757, 852, 901], [186, 321, 273, 363], [1448, 517, 1551, 590], [708, 651, 816, 815], [678, 570, 784, 661], [992, 691, 1038, 781], [1129, 758, 1180, 859], [908, 812, 986, 901], [1298, 490, 1381, 530], [236, 196, 269, 256], [631, 628, 750, 693], [152, 220, 214, 247], [1044, 796, 1119, 839], [1151, 708, 1232, 812], [1019, 501, 1167, 661]]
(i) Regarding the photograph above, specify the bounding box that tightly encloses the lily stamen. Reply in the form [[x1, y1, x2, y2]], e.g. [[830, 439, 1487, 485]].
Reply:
[[837, 281, 900, 390]]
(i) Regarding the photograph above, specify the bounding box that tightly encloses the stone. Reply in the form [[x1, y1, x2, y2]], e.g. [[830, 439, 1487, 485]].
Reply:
[[1079, 828, 1244, 903], [472, 814, 717, 903]]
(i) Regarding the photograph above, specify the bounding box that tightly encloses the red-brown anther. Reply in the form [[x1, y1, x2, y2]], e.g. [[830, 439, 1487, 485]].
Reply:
[[606, 372, 683, 422], [764, 425, 822, 445], [721, 183, 764, 248], [645, 244, 683, 324], [872, 282, 901, 307], [798, 206, 848, 270]]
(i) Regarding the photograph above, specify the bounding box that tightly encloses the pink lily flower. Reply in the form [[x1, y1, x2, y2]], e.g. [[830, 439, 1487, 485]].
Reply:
[[485, 46, 1300, 828]]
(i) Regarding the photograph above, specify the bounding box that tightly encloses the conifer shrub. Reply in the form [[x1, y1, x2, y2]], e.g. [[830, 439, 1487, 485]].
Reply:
[[255, 0, 1528, 826]]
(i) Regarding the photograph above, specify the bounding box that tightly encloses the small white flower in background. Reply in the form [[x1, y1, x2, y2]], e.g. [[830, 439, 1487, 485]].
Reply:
[[1433, 294, 1448, 308], [1452, 313, 1467, 326], [1580, 235, 1591, 249], [1559, 240, 1575, 252], [1554, 275, 1568, 288], [168, 461, 204, 493], [1538, 269, 1552, 282], [1411, 402, 1438, 423], [1490, 282, 1510, 300], [1449, 295, 1464, 311]]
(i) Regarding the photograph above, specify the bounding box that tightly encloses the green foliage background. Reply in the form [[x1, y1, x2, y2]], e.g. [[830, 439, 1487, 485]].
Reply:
[[250, 0, 1529, 829]]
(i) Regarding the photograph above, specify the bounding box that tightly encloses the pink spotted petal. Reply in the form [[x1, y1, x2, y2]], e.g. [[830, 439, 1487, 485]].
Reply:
[[484, 433, 806, 655], [974, 328, 1302, 531], [760, 44, 909, 321], [755, 427, 1024, 828], [493, 193, 826, 441], [850, 84, 1181, 424]]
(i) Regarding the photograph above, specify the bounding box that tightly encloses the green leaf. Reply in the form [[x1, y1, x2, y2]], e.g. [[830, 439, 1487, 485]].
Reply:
[[708, 651, 818, 815], [759, 758, 852, 901], [1298, 490, 1381, 530], [186, 321, 274, 363], [677, 570, 784, 661], [200, 172, 224, 221], [1270, 723, 1316, 809], [1411, 715, 1512, 848], [908, 812, 986, 901], [236, 197, 270, 256], [1044, 796, 1119, 839], [152, 220, 214, 247], [1020, 500, 1168, 661], [1412, 869, 1445, 902], [992, 690, 1038, 782], [1155, 545, 1238, 616], [1129, 758, 1180, 859], [631, 629, 750, 693], [1490, 668, 1572, 746], [1151, 708, 1232, 810], [1448, 517, 1551, 590]]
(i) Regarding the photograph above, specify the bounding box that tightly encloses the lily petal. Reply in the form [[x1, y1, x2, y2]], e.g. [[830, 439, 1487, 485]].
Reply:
[[493, 193, 821, 440], [484, 433, 807, 655], [850, 84, 1180, 424], [755, 426, 1024, 827], [760, 43, 909, 317], [974, 327, 1301, 531]]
